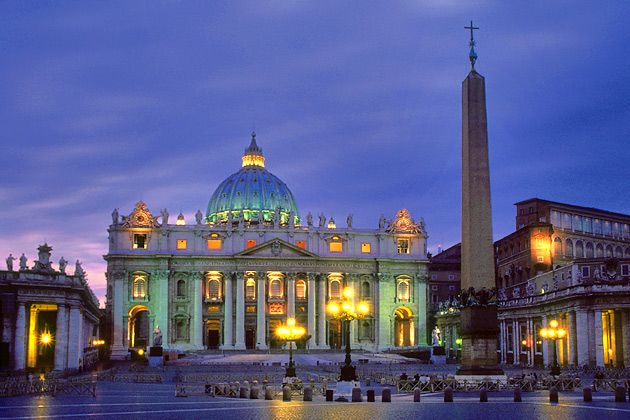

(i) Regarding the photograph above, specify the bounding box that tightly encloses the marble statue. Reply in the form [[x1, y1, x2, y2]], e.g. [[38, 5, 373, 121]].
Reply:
[[318, 213, 326, 228], [288, 210, 295, 229], [59, 257, 68, 274], [257, 210, 264, 226], [6, 254, 15, 271], [379, 214, 386, 229], [153, 326, 163, 346], [161, 209, 169, 225], [347, 214, 353, 229], [431, 326, 441, 346], [306, 212, 313, 227], [227, 211, 233, 226], [273, 208, 280, 229], [19, 254, 27, 270], [75, 260, 85, 276], [112, 208, 119, 225], [238, 212, 245, 229], [195, 210, 203, 225]]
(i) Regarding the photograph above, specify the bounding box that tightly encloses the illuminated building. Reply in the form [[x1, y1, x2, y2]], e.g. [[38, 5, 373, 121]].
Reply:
[[105, 133, 429, 358], [0, 244, 101, 373]]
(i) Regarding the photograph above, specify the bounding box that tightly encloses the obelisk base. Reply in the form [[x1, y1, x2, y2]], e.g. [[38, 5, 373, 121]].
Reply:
[[457, 306, 503, 376]]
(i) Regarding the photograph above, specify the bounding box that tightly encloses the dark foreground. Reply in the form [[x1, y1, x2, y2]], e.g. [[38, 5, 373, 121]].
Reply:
[[1, 382, 630, 420]]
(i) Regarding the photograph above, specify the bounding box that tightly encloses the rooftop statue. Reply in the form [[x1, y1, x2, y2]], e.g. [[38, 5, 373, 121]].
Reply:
[[75, 260, 85, 277], [306, 212, 313, 227], [347, 214, 353, 229], [59, 257, 68, 274], [6, 254, 15, 271], [318, 213, 326, 229], [195, 210, 203, 225], [161, 209, 169, 225], [19, 253, 27, 271]]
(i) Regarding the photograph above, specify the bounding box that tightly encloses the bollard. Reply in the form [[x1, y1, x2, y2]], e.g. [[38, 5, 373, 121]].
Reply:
[[582, 387, 592, 402], [250, 387, 259, 399], [240, 387, 248, 399], [414, 388, 421, 402], [549, 386, 558, 403], [615, 386, 626, 402], [326, 389, 334, 401], [265, 386, 273, 400], [263, 379, 269, 389], [303, 386, 313, 401], [367, 389, 375, 402], [444, 386, 453, 402], [282, 386, 291, 402], [380, 378, 386, 386], [252, 380, 258, 388], [352, 387, 362, 402], [366, 378, 371, 387], [382, 387, 391, 402], [513, 387, 522, 402], [479, 387, 488, 402]]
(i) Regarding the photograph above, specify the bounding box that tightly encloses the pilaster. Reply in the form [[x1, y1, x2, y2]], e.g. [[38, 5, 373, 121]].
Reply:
[[575, 310, 589, 365], [193, 272, 203, 349], [234, 271, 245, 349], [256, 272, 267, 350], [110, 271, 127, 359], [287, 272, 295, 318], [13, 302, 26, 371], [222, 272, 233, 349], [307, 272, 316, 348], [594, 310, 604, 366], [54, 304, 67, 372], [317, 274, 327, 348], [67, 306, 82, 371]]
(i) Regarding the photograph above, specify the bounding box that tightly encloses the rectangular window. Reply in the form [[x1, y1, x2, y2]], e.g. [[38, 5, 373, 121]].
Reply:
[[207, 239, 222, 250], [431, 294, 438, 303], [133, 234, 147, 249], [537, 256, 544, 262], [583, 217, 592, 233], [431, 274, 437, 280], [551, 211, 561, 227], [397, 239, 409, 254], [581, 266, 590, 278], [449, 285, 455, 291], [562, 213, 571, 230], [621, 264, 629, 276], [329, 242, 343, 252], [246, 239, 256, 249], [296, 241, 306, 249], [448, 275, 454, 280], [431, 285, 438, 291], [573, 215, 582, 232], [361, 243, 371, 253], [177, 239, 187, 249], [208, 306, 219, 312], [246, 306, 256, 313], [594, 219, 602, 235], [603, 221, 612, 236]]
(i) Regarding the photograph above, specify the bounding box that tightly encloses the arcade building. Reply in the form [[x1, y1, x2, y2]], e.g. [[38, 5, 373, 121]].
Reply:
[[105, 133, 430, 358]]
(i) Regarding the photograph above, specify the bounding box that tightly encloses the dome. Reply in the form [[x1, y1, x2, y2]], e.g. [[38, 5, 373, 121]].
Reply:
[[205, 133, 300, 225]]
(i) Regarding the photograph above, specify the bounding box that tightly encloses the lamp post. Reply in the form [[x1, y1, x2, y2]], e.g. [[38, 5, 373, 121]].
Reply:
[[327, 287, 369, 382], [276, 318, 305, 378], [540, 319, 566, 376]]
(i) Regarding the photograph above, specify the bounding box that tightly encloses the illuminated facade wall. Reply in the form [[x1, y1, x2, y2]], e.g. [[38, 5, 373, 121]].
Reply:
[[0, 245, 101, 374]]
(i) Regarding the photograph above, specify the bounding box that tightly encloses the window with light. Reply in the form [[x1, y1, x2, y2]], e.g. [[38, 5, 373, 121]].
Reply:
[[133, 234, 147, 249], [397, 239, 409, 254], [361, 243, 371, 253], [397, 280, 410, 301], [269, 279, 283, 298], [177, 239, 187, 250], [246, 279, 256, 300], [207, 279, 221, 300], [329, 279, 341, 299], [133, 277, 147, 299], [296, 280, 306, 300]]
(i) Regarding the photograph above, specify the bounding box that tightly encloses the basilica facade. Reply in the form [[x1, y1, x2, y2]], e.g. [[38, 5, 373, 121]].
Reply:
[[105, 134, 429, 358]]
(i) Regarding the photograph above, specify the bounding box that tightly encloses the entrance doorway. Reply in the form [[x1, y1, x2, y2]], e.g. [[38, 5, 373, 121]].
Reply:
[[329, 319, 341, 349], [206, 320, 220, 349], [27, 304, 57, 371], [395, 307, 414, 347], [128, 306, 150, 348], [246, 328, 255, 349]]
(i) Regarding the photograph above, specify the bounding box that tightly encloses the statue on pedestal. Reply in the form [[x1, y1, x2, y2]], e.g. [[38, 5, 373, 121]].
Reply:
[[347, 214, 353, 229], [6, 254, 15, 271], [75, 260, 85, 277], [112, 208, 119, 225], [59, 257, 68, 274], [195, 210, 203, 225], [161, 209, 169, 226], [19, 254, 27, 271], [431, 326, 441, 346], [318, 213, 326, 228], [306, 212, 313, 227], [153, 326, 163, 346]]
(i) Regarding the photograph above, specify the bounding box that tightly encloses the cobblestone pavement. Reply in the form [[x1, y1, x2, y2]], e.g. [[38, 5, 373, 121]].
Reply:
[[2, 382, 630, 420]]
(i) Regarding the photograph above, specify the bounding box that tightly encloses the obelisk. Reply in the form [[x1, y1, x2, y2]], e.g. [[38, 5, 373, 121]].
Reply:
[[458, 22, 503, 376]]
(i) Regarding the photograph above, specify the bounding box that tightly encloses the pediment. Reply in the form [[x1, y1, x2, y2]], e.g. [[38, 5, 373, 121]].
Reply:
[[234, 239, 319, 258]]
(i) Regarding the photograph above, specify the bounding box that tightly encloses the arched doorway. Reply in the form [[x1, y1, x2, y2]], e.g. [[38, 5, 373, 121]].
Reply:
[[395, 307, 415, 347], [206, 320, 220, 349], [128, 306, 150, 349], [329, 319, 341, 349]]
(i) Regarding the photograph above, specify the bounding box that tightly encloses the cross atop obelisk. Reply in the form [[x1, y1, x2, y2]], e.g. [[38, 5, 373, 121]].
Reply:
[[464, 21, 479, 70]]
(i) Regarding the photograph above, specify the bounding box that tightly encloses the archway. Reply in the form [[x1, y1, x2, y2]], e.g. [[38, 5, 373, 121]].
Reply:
[[128, 306, 150, 349], [206, 320, 220, 349], [328, 319, 341, 349], [395, 307, 415, 347]]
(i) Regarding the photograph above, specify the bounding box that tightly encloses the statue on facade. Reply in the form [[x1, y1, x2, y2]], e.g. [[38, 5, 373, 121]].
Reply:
[[6, 254, 15, 271], [273, 208, 280, 229], [553, 276, 559, 290], [347, 214, 353, 229], [161, 209, 169, 225], [379, 214, 386, 230], [112, 208, 119, 225], [59, 257, 68, 274], [238, 212, 245, 229], [306, 212, 313, 227], [318, 213, 326, 228], [257, 210, 264, 226], [498, 288, 507, 301], [195, 210, 203, 225], [288, 210, 295, 229], [575, 269, 582, 284], [593, 268, 600, 280], [75, 260, 85, 277], [153, 326, 163, 346], [431, 326, 441, 346], [541, 279, 549, 292], [512, 287, 520, 299], [19, 254, 27, 270], [525, 282, 535, 296]]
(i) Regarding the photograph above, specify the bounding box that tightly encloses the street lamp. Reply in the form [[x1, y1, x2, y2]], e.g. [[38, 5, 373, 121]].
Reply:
[[276, 318, 305, 378], [328, 287, 369, 382], [540, 319, 566, 376]]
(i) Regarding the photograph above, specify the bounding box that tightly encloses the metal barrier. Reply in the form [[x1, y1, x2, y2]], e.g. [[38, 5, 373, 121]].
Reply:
[[52, 380, 97, 397]]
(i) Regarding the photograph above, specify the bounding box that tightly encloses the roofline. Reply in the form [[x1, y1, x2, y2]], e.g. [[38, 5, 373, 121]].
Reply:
[[514, 198, 630, 220]]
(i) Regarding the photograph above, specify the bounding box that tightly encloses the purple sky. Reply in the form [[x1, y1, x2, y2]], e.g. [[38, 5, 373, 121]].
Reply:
[[1, 1, 629, 306]]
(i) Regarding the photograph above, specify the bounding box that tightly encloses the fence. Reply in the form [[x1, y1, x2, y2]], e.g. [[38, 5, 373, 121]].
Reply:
[[174, 379, 328, 398], [1, 377, 97, 398]]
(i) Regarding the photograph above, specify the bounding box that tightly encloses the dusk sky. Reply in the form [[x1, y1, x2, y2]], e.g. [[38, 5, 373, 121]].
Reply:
[[1, 1, 629, 306]]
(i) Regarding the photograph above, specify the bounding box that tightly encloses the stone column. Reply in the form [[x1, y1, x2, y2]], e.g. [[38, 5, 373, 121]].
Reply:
[[287, 272, 295, 318], [222, 272, 233, 349], [594, 309, 604, 366], [67, 306, 81, 372], [234, 271, 245, 350], [307, 272, 316, 348], [416, 276, 427, 346], [542, 315, 550, 367], [317, 274, 327, 348], [513, 320, 519, 364], [256, 272, 267, 350], [110, 271, 127, 359], [373, 272, 380, 350], [568, 311, 577, 365], [499, 320, 506, 364], [575, 310, 589, 365], [155, 270, 170, 347], [193, 272, 203, 349], [528, 318, 535, 366], [54, 304, 68, 372], [13, 302, 26, 371]]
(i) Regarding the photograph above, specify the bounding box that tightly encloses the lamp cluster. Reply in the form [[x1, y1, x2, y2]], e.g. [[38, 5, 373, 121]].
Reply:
[[92, 339, 106, 346], [328, 288, 369, 321], [540, 319, 566, 340], [276, 318, 306, 341]]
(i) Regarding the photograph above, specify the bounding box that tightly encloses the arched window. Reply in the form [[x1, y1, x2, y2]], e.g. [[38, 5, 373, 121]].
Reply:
[[133, 277, 146, 300], [625, 248, 630, 258], [586, 242, 594, 258], [207, 279, 221, 300], [296, 280, 306, 300], [564, 239, 572, 256], [329, 279, 341, 299], [605, 245, 613, 258], [397, 279, 410, 301], [246, 279, 256, 300], [270, 279, 283, 298], [176, 279, 186, 297], [554, 237, 563, 255], [575, 241, 584, 258], [596, 243, 604, 258], [362, 281, 370, 298], [615, 246, 623, 258]]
